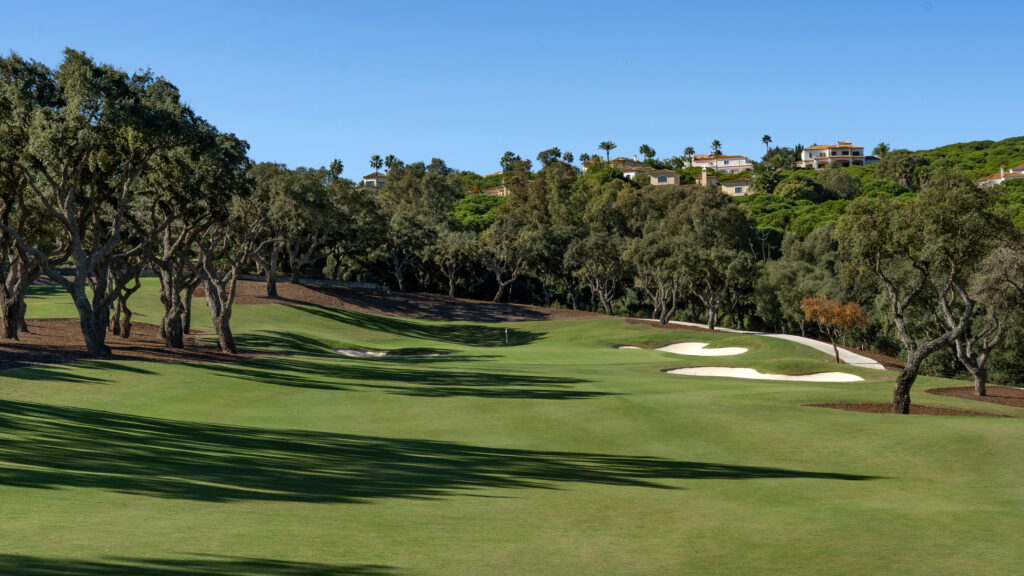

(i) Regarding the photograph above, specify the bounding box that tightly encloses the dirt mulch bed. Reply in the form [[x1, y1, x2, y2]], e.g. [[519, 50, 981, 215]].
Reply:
[[805, 402, 1014, 417], [209, 280, 608, 323], [925, 386, 1024, 409], [0, 318, 253, 371], [838, 345, 905, 371]]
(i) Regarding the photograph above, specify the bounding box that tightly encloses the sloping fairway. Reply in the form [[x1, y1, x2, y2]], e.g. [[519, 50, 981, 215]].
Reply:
[[0, 280, 1021, 575]]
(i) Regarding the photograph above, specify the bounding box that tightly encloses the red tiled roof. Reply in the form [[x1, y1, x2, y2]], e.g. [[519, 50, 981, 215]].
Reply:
[[976, 172, 1024, 182], [692, 154, 748, 160], [363, 172, 386, 179]]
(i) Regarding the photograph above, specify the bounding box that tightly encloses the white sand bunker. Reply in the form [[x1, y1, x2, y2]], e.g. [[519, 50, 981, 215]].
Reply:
[[613, 345, 641, 350], [333, 348, 439, 359], [666, 367, 863, 382], [656, 342, 748, 357]]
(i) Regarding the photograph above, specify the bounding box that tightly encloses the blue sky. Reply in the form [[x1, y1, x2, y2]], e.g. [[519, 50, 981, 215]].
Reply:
[[2, 0, 1021, 175]]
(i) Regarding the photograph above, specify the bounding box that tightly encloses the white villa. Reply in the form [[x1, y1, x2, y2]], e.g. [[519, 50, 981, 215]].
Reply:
[[687, 154, 753, 174], [976, 165, 1024, 187], [797, 142, 879, 169]]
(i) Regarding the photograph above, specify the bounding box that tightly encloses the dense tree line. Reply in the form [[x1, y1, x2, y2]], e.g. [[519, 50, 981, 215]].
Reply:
[[2, 50, 1023, 413]]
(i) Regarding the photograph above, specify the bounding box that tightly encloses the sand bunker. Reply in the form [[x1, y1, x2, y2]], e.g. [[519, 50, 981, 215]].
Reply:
[[665, 367, 863, 382], [656, 342, 747, 357], [613, 345, 641, 350], [333, 348, 440, 359]]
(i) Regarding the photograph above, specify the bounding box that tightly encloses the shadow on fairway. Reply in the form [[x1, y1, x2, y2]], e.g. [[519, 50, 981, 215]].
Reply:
[[2, 361, 158, 384], [287, 305, 542, 347], [0, 400, 878, 504], [0, 554, 402, 575], [199, 356, 606, 400], [234, 331, 478, 362]]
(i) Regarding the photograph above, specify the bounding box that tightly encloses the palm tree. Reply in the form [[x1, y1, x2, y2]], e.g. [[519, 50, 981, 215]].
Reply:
[[563, 151, 574, 164], [762, 134, 772, 152], [369, 154, 383, 174], [639, 144, 656, 161], [710, 140, 722, 156], [579, 152, 591, 163], [384, 154, 397, 174], [598, 141, 617, 161], [872, 142, 891, 157], [683, 146, 695, 160]]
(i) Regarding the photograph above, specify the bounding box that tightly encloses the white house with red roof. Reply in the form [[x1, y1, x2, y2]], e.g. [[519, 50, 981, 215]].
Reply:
[[976, 165, 1024, 187], [686, 154, 753, 174]]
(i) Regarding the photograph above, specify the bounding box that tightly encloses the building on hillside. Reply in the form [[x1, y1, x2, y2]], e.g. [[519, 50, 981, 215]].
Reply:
[[581, 155, 645, 173], [361, 172, 387, 188], [699, 168, 720, 188], [697, 168, 752, 196], [482, 184, 510, 197], [797, 142, 880, 169], [649, 169, 680, 186], [975, 165, 1024, 187], [721, 178, 752, 196], [621, 165, 654, 181], [687, 154, 754, 174]]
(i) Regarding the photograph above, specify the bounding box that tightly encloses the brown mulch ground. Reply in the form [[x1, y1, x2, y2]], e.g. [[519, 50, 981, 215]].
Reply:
[[212, 280, 608, 322], [925, 386, 1024, 409], [838, 345, 905, 371], [804, 402, 1014, 417], [0, 318, 253, 371]]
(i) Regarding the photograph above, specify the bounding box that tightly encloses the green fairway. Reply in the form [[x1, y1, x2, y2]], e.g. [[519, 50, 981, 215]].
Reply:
[[0, 280, 1021, 575]]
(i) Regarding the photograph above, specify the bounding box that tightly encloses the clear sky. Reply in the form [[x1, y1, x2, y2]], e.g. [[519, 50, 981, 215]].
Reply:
[[2, 0, 1021, 175]]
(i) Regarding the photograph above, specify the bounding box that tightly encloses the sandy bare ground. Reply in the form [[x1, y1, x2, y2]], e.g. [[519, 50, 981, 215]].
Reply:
[[665, 366, 863, 382], [655, 342, 748, 357]]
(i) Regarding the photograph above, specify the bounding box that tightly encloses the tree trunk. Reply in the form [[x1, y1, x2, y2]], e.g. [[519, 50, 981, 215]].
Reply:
[[202, 277, 238, 354], [17, 298, 27, 333], [121, 304, 133, 339], [265, 248, 280, 298], [183, 280, 198, 334], [1, 298, 19, 340], [493, 282, 508, 303], [541, 283, 551, 308], [892, 351, 928, 414], [972, 365, 987, 397], [211, 313, 236, 354], [71, 291, 111, 357], [448, 275, 456, 298], [598, 292, 613, 315], [392, 254, 406, 292], [706, 305, 718, 331], [110, 300, 122, 337], [830, 337, 840, 363]]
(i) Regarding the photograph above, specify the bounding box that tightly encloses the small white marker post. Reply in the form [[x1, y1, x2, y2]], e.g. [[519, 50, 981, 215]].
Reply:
[[505, 328, 509, 345]]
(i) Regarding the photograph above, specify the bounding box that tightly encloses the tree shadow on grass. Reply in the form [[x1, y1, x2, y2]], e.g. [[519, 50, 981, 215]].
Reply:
[[1, 361, 158, 384], [0, 554, 402, 575], [287, 305, 542, 347], [233, 331, 482, 363], [200, 356, 609, 400], [0, 399, 878, 504]]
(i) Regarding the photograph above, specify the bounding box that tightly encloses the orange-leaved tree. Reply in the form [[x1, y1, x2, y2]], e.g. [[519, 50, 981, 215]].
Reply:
[[801, 295, 869, 363]]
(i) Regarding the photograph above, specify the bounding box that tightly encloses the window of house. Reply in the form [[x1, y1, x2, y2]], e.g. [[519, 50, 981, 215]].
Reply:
[[734, 187, 743, 194], [657, 176, 667, 183], [724, 160, 730, 165]]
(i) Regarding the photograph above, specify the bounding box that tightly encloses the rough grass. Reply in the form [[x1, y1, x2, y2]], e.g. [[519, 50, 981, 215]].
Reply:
[[0, 279, 1020, 575]]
